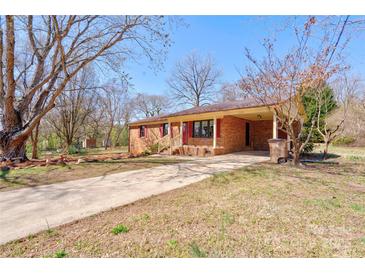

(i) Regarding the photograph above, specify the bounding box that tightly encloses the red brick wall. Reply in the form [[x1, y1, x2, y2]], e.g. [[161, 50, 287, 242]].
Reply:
[[187, 137, 213, 146], [252, 120, 272, 150], [278, 129, 287, 139], [129, 117, 287, 155], [221, 116, 244, 153], [252, 120, 287, 150], [221, 116, 254, 153], [171, 122, 180, 137], [170, 122, 181, 147], [129, 124, 162, 154]]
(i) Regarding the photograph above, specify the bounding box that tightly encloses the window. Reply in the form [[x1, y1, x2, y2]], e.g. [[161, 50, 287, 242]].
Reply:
[[162, 123, 169, 136], [201, 120, 208, 137], [194, 121, 200, 137], [192, 120, 214, 138], [139, 125, 146, 138], [209, 122, 214, 137]]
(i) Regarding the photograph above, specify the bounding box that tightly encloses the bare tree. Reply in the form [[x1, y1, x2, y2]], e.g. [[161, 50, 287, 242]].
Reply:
[[167, 52, 222, 107], [134, 93, 170, 117], [86, 102, 105, 141], [100, 83, 129, 150], [0, 15, 171, 160], [46, 67, 97, 152], [313, 72, 365, 159], [219, 82, 247, 102], [113, 98, 133, 147], [240, 16, 350, 165], [330, 74, 365, 145]]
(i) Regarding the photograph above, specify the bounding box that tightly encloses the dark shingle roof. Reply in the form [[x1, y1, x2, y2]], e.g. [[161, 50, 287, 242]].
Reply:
[[129, 115, 168, 125], [168, 99, 271, 117], [129, 99, 274, 125]]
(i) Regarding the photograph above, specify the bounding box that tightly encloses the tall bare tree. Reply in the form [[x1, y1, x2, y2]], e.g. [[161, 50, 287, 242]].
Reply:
[[167, 52, 221, 107], [46, 66, 97, 152], [0, 15, 171, 160], [100, 83, 129, 150], [240, 16, 350, 165], [113, 97, 133, 147], [329, 74, 365, 146], [134, 93, 170, 117], [219, 82, 247, 102], [86, 102, 105, 141]]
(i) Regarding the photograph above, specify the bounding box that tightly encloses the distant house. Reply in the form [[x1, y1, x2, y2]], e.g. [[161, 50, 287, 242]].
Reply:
[[128, 100, 288, 156], [102, 139, 112, 148], [82, 138, 97, 149]]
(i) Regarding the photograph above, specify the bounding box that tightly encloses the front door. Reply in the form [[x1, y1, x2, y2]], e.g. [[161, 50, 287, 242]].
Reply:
[[182, 122, 188, 145]]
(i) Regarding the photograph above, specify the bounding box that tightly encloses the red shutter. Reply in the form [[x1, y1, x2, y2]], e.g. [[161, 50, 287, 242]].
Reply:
[[170, 124, 173, 138], [159, 124, 163, 137], [188, 121, 193, 137], [217, 119, 221, 138], [145, 126, 148, 138]]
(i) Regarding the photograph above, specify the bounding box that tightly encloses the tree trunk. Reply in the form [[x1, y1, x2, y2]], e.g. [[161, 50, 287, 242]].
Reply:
[[104, 133, 111, 150], [291, 141, 301, 166], [323, 140, 330, 160], [114, 125, 125, 148], [64, 139, 73, 154], [31, 122, 40, 159], [0, 138, 28, 161], [292, 149, 301, 165], [0, 114, 29, 161], [104, 124, 113, 150]]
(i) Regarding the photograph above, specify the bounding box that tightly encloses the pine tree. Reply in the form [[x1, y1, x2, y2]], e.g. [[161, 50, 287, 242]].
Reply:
[[301, 86, 337, 153]]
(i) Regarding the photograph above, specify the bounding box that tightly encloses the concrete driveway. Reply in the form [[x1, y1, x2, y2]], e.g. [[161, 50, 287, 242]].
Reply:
[[0, 152, 268, 245]]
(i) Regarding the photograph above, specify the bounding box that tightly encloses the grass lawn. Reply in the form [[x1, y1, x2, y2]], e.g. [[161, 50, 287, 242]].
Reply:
[[314, 144, 365, 159], [0, 146, 364, 257], [0, 157, 186, 192]]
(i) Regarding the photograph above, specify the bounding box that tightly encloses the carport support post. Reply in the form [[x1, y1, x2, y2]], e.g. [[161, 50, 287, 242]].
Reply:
[[213, 117, 217, 148], [180, 121, 183, 146], [169, 122, 172, 155], [273, 113, 278, 139]]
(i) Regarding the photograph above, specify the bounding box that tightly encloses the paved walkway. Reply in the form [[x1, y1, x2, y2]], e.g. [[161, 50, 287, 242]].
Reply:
[[0, 152, 268, 245]]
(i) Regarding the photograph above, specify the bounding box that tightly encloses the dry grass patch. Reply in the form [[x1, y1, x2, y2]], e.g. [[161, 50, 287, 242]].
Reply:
[[0, 157, 187, 191], [0, 155, 364, 258]]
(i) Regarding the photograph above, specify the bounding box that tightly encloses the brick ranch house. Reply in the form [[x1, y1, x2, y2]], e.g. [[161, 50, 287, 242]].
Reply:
[[128, 100, 289, 157]]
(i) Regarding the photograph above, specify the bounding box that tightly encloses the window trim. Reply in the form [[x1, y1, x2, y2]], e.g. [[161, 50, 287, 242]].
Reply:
[[192, 119, 214, 138]]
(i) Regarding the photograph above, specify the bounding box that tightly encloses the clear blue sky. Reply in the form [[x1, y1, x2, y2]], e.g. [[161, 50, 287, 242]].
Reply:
[[126, 16, 365, 96]]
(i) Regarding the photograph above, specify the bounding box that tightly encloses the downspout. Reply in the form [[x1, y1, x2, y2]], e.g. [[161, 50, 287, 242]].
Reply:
[[213, 117, 217, 149], [169, 121, 172, 155], [128, 125, 130, 154]]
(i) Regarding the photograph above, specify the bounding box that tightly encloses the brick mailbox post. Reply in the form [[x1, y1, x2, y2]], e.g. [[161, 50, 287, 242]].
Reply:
[[268, 138, 288, 164]]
